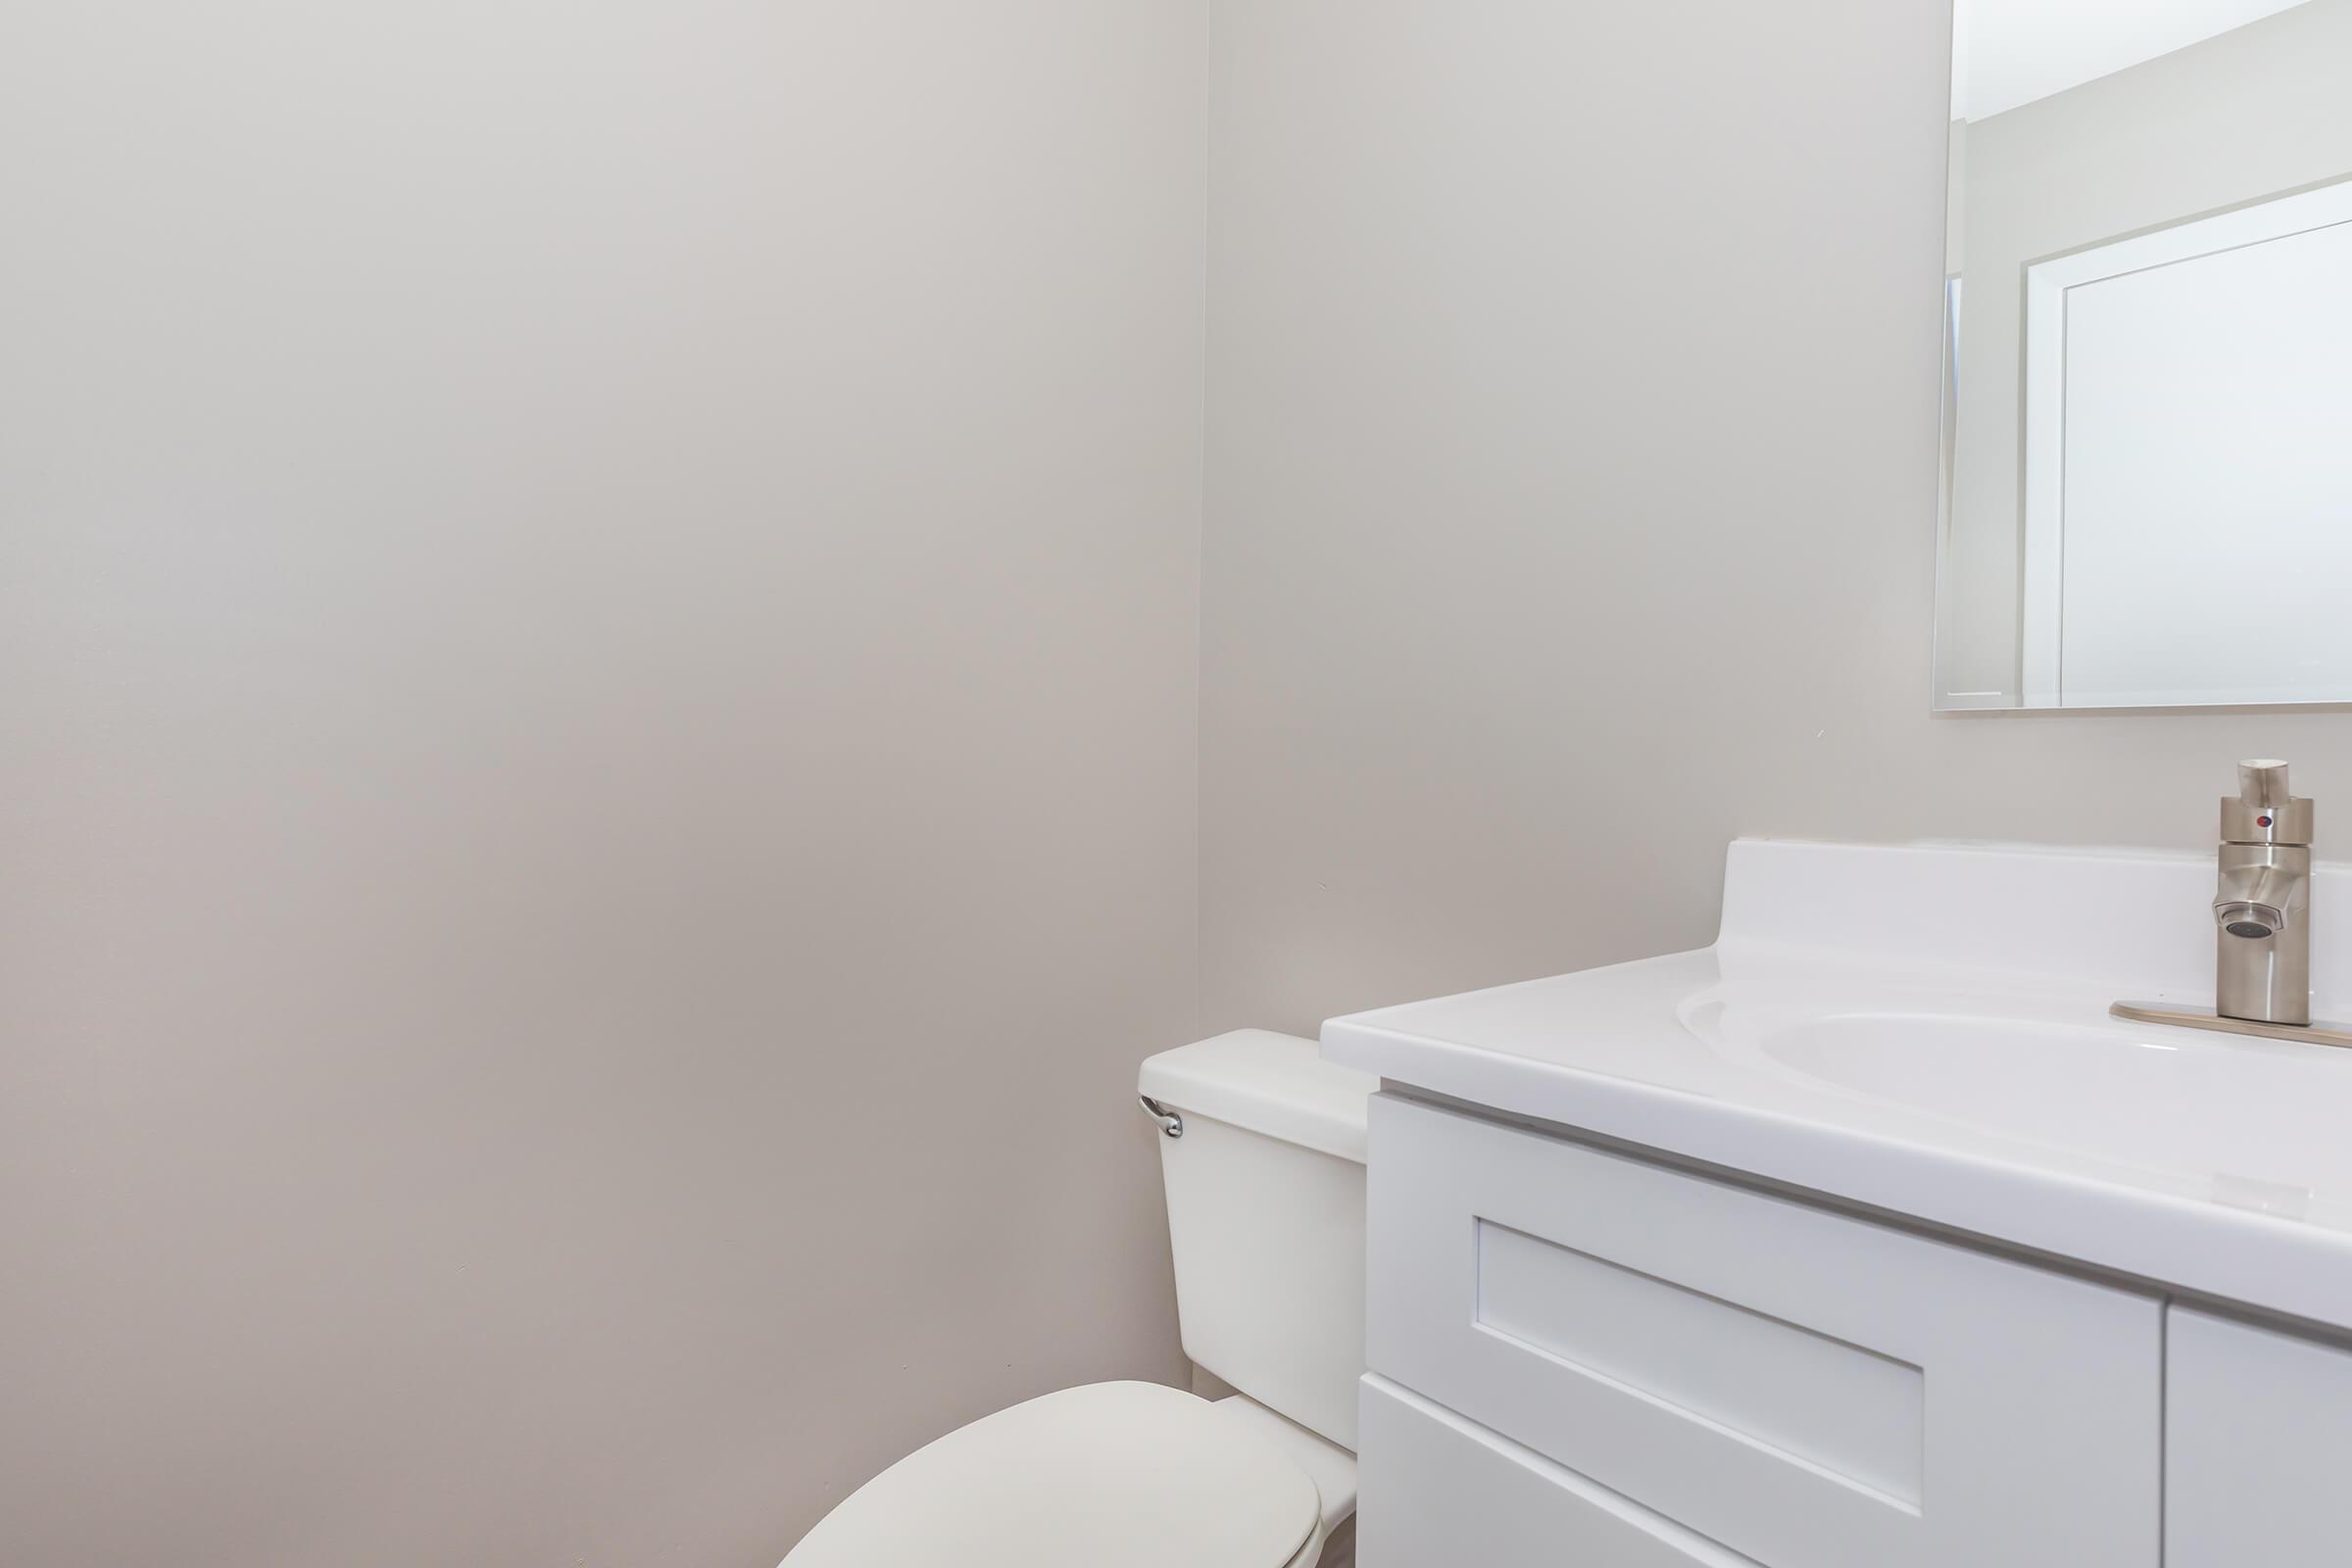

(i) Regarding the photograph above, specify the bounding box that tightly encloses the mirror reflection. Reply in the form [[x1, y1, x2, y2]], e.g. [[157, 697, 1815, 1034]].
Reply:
[[1936, 0, 2352, 710]]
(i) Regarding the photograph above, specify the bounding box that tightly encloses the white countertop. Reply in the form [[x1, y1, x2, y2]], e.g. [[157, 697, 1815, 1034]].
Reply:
[[1321, 839, 2352, 1332]]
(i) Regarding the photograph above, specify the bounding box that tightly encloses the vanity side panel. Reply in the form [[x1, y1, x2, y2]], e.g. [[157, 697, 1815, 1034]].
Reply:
[[2167, 1304, 2352, 1566]]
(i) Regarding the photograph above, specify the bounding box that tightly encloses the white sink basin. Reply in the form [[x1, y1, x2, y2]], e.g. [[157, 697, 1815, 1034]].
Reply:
[[1756, 1010, 2352, 1210], [1323, 838, 2352, 1333]]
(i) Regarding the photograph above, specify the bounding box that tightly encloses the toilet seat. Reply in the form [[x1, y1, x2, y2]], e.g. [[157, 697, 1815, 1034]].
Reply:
[[782, 1381, 1322, 1567]]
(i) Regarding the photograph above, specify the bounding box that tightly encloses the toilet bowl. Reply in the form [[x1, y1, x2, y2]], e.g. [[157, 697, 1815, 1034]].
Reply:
[[782, 1382, 1344, 1567], [781, 1030, 1376, 1566]]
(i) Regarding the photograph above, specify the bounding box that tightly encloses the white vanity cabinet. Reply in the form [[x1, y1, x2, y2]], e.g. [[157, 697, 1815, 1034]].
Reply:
[[1358, 1096, 2165, 1567], [1328, 842, 2352, 1565], [2166, 1305, 2352, 1565]]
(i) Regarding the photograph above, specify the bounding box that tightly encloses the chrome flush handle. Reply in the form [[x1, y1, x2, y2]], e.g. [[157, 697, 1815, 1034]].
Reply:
[[1137, 1095, 1183, 1139]]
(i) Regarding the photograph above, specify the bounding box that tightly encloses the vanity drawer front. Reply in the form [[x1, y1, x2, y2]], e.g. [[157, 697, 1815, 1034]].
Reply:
[[1357, 1375, 1738, 1568], [1365, 1095, 2161, 1568]]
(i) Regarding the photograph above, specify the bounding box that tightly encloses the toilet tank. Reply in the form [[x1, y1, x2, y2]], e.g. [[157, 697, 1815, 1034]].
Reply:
[[1137, 1031, 1376, 1451]]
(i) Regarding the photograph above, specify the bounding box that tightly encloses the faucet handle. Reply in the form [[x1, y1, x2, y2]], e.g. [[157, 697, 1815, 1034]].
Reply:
[[2224, 759, 2312, 846], [2240, 760, 2293, 809]]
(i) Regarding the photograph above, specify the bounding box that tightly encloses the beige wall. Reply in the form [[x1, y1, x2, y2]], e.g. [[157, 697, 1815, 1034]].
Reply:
[[1941, 0, 2352, 698], [1200, 0, 2352, 1036], [0, 4, 1200, 1564], [15, 1, 2352, 1560]]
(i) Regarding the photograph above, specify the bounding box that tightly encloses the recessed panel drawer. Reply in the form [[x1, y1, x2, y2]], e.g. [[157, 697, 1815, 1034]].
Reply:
[[1365, 1095, 2160, 1568], [1357, 1375, 1743, 1568]]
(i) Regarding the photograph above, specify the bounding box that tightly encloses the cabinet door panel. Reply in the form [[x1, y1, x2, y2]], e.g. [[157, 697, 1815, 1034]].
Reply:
[[1365, 1095, 2162, 1568], [1357, 1376, 1743, 1568], [2168, 1304, 2352, 1565]]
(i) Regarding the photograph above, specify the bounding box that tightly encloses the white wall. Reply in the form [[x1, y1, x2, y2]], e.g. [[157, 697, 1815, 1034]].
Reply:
[[0, 4, 1201, 1563], [1201, 0, 2352, 1036]]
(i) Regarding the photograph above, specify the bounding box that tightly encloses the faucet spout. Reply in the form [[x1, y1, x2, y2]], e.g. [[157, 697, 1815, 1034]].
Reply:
[[2217, 902, 2286, 941], [2215, 861, 2301, 936]]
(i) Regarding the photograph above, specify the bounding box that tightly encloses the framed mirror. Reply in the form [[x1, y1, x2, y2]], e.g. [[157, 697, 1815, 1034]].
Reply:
[[1934, 0, 2352, 710]]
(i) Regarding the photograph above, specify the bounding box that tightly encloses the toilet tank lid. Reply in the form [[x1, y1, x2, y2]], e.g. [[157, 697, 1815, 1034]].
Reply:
[[1137, 1030, 1375, 1163]]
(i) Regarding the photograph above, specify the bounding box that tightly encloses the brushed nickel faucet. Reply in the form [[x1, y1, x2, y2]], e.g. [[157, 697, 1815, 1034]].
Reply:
[[2115, 760, 2352, 1048], [2213, 760, 2310, 1026]]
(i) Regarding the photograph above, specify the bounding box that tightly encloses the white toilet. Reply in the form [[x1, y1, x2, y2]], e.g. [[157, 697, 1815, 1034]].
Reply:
[[783, 1030, 1376, 1567]]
